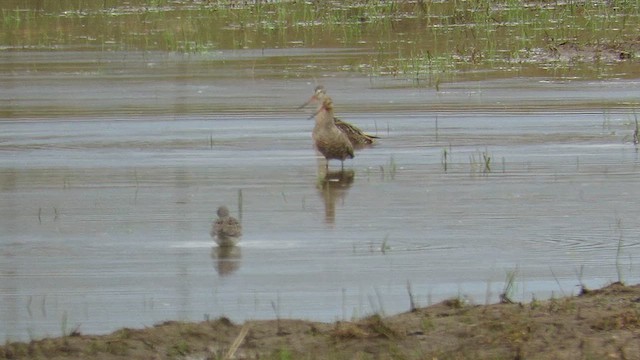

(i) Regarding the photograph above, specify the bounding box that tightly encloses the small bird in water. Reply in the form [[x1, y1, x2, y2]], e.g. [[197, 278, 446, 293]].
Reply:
[[308, 90, 355, 170], [211, 206, 242, 247], [300, 86, 379, 149]]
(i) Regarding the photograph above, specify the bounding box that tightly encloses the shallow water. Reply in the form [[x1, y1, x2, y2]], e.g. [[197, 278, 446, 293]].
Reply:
[[2, 50, 640, 342]]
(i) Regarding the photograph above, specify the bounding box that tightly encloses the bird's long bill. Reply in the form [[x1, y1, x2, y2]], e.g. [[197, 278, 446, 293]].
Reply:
[[297, 96, 315, 110], [307, 107, 321, 120]]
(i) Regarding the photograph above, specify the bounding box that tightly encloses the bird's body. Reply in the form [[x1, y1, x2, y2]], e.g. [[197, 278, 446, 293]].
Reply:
[[305, 85, 378, 148], [311, 93, 355, 169], [211, 206, 242, 247]]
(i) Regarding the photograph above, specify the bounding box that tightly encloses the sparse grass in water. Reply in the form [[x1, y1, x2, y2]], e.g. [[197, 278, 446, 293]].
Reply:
[[469, 149, 492, 174], [379, 155, 397, 180], [407, 281, 417, 312], [60, 311, 68, 337], [482, 150, 491, 172], [499, 268, 518, 304], [633, 113, 639, 145], [380, 234, 390, 254], [441, 147, 449, 172], [1, 1, 638, 84], [549, 266, 567, 297], [614, 217, 625, 284]]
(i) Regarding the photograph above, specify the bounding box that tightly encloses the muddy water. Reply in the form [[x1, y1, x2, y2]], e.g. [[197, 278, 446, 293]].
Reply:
[[2, 51, 640, 342]]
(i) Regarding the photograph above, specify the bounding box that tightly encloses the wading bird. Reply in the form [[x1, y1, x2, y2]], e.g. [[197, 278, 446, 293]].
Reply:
[[307, 90, 355, 170], [300, 85, 378, 149], [210, 206, 242, 247]]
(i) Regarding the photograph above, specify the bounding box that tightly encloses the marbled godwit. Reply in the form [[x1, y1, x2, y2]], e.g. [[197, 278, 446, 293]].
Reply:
[[301, 86, 379, 149], [210, 206, 242, 247], [310, 91, 354, 170]]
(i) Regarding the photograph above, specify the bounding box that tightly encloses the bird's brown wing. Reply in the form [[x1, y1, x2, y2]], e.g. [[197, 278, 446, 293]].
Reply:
[[334, 117, 379, 146]]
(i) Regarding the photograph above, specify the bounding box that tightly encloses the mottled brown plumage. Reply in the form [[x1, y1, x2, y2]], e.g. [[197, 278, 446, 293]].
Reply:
[[311, 91, 355, 169], [334, 118, 378, 148], [211, 206, 242, 247], [311, 86, 379, 148]]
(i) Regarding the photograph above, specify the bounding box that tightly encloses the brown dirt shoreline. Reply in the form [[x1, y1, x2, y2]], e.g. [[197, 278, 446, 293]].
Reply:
[[2, 282, 640, 360]]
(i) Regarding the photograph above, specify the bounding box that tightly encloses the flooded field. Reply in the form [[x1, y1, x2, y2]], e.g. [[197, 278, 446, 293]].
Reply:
[[2, 48, 640, 342]]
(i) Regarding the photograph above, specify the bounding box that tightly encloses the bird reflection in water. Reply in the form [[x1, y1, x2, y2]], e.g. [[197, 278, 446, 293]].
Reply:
[[317, 168, 355, 225], [210, 246, 242, 276]]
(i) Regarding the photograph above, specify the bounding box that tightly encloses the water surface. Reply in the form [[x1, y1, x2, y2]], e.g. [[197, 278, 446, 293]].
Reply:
[[2, 51, 640, 342]]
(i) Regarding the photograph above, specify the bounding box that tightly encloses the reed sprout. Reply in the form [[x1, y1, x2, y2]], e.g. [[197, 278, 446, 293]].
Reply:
[[499, 268, 518, 304], [441, 148, 449, 172], [379, 156, 397, 181], [469, 149, 492, 175], [615, 217, 625, 284], [633, 113, 639, 145]]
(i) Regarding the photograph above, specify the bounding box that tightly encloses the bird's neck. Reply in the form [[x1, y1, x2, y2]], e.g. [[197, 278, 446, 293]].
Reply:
[[315, 109, 335, 129]]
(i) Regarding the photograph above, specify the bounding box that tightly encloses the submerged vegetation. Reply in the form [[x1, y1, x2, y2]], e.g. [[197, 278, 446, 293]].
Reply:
[[1, 0, 639, 83]]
